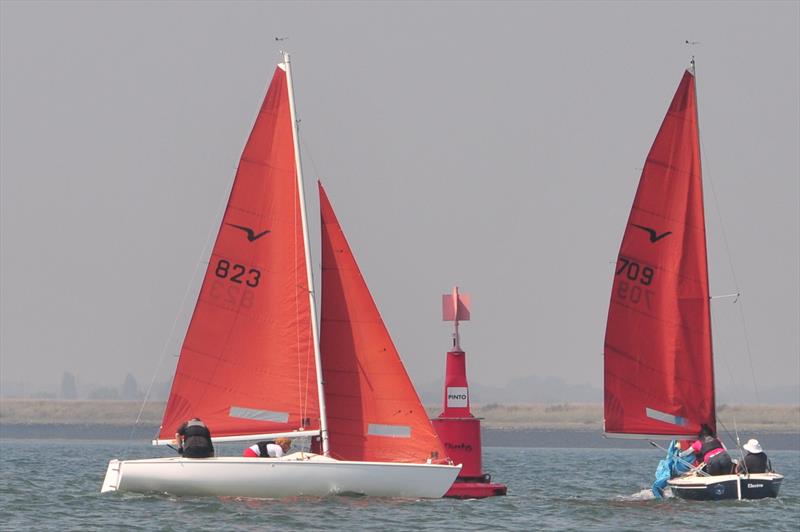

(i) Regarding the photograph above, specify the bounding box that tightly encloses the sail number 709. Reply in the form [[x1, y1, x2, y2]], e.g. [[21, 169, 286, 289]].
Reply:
[[614, 257, 655, 310], [615, 257, 654, 286]]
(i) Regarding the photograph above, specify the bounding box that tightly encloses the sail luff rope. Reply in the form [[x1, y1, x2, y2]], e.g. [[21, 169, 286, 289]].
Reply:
[[288, 66, 311, 434], [299, 134, 323, 435], [124, 174, 232, 456], [694, 60, 762, 405], [293, 134, 304, 430]]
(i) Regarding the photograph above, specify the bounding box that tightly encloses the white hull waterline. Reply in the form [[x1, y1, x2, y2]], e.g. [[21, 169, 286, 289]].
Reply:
[[101, 453, 461, 498]]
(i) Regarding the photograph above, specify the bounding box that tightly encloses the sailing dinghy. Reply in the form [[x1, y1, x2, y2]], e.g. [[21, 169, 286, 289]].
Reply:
[[603, 62, 783, 501], [101, 54, 460, 498]]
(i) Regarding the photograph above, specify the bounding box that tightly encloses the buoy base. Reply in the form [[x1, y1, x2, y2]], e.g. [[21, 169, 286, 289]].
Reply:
[[444, 479, 508, 498]]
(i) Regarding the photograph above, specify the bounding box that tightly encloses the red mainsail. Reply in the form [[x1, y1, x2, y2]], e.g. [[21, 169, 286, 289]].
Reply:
[[159, 65, 320, 440], [604, 69, 715, 438], [319, 183, 448, 463]]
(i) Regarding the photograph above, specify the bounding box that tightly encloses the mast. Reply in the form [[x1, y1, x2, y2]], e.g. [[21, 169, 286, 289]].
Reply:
[[449, 286, 465, 350], [282, 52, 330, 455], [690, 56, 717, 426]]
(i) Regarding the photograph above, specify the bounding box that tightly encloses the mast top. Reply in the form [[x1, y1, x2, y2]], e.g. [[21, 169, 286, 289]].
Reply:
[[685, 39, 700, 75], [278, 50, 291, 71]]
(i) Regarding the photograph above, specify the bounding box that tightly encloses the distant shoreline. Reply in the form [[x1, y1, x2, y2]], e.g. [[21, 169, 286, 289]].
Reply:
[[2, 399, 797, 433]]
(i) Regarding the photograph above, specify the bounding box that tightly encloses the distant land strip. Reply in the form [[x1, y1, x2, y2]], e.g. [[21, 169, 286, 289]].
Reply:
[[1, 399, 797, 432]]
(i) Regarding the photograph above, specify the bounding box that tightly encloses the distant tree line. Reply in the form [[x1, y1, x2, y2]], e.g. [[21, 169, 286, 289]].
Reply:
[[47, 372, 170, 400]]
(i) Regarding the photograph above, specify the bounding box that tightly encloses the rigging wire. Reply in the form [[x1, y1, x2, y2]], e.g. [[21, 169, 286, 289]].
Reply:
[[694, 60, 762, 404], [299, 130, 324, 435], [123, 175, 233, 457], [294, 118, 323, 433], [293, 122, 305, 429], [717, 417, 747, 474], [711, 309, 746, 464]]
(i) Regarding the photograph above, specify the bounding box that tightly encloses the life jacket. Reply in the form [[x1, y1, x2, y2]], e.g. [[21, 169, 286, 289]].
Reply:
[[256, 440, 277, 456], [183, 419, 210, 438], [181, 419, 213, 452], [697, 436, 724, 463]]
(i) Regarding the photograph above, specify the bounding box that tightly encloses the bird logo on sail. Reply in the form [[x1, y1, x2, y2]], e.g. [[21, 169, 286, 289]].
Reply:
[[226, 224, 271, 242], [631, 224, 672, 243]]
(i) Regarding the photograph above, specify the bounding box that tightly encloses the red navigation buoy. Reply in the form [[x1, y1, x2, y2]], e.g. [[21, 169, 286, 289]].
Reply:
[[432, 287, 508, 498]]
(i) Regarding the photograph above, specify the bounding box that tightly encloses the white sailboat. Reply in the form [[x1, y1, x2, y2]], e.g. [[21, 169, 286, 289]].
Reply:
[[101, 53, 460, 498]]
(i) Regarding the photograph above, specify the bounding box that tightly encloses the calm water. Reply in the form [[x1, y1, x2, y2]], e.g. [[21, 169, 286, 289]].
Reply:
[[1, 440, 798, 531]]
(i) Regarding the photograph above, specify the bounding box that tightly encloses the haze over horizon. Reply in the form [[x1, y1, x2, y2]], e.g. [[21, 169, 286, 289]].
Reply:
[[1, 2, 798, 405]]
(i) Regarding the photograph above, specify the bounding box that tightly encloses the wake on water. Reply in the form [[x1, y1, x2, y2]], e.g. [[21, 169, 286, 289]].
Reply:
[[618, 488, 673, 501]]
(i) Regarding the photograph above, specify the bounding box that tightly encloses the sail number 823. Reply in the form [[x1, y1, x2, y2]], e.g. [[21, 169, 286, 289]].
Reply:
[[215, 259, 261, 287]]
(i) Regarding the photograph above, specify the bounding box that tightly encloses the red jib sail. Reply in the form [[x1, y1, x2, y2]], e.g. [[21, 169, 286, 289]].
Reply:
[[319, 183, 448, 463], [604, 69, 715, 438], [159, 65, 320, 440]]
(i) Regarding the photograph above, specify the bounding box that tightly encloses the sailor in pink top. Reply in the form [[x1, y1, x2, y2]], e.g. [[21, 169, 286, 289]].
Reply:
[[682, 424, 733, 475]]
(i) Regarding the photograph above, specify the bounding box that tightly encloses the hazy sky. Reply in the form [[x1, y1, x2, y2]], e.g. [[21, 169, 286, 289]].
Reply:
[[1, 1, 798, 402]]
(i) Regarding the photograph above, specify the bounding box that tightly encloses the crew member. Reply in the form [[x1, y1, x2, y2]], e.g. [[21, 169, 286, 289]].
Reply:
[[243, 438, 292, 458], [175, 418, 214, 458], [682, 424, 732, 476], [737, 438, 771, 474]]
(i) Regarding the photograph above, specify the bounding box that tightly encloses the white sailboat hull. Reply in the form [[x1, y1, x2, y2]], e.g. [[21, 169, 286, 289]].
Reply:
[[101, 453, 461, 498]]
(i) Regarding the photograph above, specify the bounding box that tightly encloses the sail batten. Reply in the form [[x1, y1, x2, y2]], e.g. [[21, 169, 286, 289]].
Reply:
[[604, 69, 715, 438]]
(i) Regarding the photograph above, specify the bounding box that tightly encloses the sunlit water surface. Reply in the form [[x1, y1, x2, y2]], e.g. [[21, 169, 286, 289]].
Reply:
[[1, 440, 797, 531]]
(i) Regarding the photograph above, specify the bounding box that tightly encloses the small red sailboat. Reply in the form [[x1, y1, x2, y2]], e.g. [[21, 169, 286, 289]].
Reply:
[[603, 61, 782, 500], [101, 53, 460, 498]]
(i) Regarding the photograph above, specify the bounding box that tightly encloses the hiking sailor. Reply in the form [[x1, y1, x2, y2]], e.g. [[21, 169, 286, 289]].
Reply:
[[243, 438, 292, 458], [175, 418, 214, 458]]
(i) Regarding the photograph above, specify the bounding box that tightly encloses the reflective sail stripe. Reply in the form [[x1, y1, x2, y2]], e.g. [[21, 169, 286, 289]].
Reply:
[[229, 407, 289, 424], [646, 408, 688, 427], [367, 424, 412, 438]]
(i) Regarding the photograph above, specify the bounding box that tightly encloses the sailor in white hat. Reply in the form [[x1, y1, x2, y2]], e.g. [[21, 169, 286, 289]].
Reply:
[[737, 439, 771, 474]]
